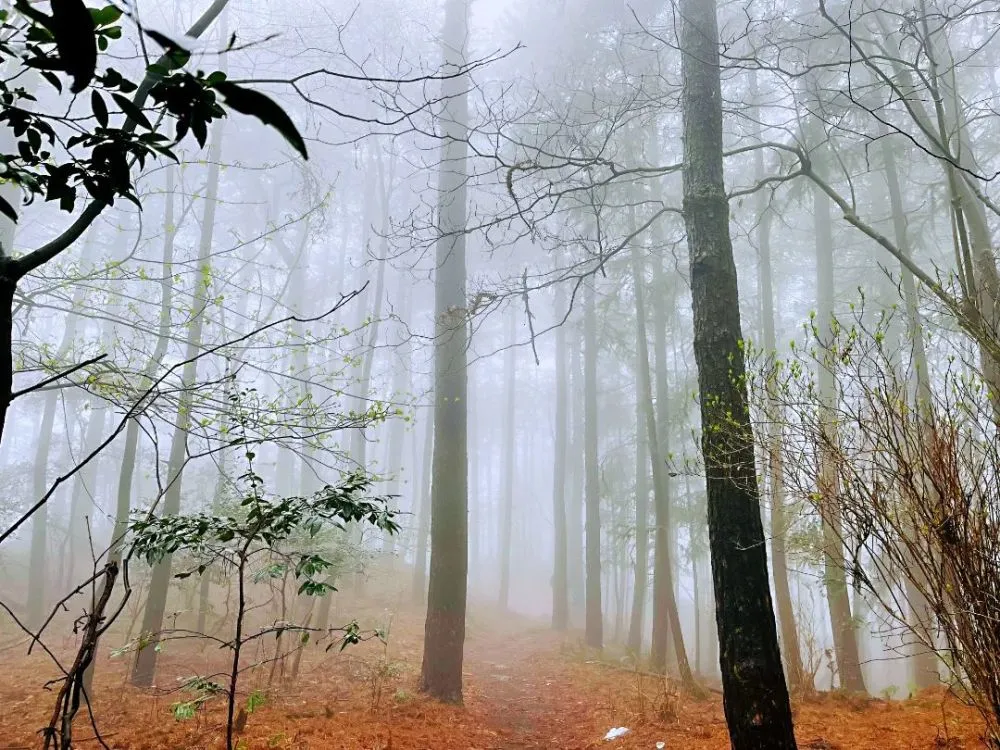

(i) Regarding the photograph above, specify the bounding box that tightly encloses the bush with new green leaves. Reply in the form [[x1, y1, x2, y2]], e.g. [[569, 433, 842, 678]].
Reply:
[[127, 421, 397, 750]]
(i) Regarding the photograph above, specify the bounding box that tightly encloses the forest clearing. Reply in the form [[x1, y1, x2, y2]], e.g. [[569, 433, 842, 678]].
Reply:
[[2, 0, 1000, 748], [0, 579, 985, 750]]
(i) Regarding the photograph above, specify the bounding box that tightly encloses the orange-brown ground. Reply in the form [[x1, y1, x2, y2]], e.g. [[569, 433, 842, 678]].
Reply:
[[0, 595, 986, 749]]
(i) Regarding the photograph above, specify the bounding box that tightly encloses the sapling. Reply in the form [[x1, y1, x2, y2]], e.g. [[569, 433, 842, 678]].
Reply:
[[129, 389, 398, 750]]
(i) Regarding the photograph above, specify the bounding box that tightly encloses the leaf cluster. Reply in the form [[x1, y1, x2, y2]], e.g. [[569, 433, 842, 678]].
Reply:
[[129, 472, 398, 596], [0, 2, 307, 223]]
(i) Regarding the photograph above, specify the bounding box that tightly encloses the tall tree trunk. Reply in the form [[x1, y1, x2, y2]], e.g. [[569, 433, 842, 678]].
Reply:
[[627, 376, 648, 653], [26, 233, 95, 627], [650, 173, 680, 670], [382, 274, 411, 559], [583, 280, 603, 650], [552, 282, 570, 631], [813, 178, 867, 694], [752, 94, 804, 688], [83, 167, 180, 695], [411, 406, 433, 605], [567, 325, 585, 625], [679, 0, 797, 745], [131, 120, 224, 688], [468, 353, 479, 587], [632, 234, 693, 683], [882, 137, 940, 692], [347, 157, 388, 575], [64, 393, 108, 587], [420, 0, 469, 702], [498, 307, 516, 610]]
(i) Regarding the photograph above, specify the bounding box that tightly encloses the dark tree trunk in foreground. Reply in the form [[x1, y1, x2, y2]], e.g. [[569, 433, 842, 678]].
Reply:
[[679, 0, 797, 746], [583, 279, 603, 649], [420, 0, 469, 703]]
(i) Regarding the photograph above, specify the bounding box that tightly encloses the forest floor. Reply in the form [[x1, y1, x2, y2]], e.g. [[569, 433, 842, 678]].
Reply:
[[0, 588, 986, 750]]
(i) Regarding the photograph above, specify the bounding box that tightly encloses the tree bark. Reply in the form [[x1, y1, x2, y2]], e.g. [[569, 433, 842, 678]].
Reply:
[[679, 0, 797, 745], [420, 0, 469, 703]]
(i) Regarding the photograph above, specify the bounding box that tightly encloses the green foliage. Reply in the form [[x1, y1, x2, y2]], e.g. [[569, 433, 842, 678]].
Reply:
[[0, 3, 307, 222], [126, 387, 397, 748], [129, 471, 398, 596], [171, 676, 224, 720], [246, 689, 267, 714]]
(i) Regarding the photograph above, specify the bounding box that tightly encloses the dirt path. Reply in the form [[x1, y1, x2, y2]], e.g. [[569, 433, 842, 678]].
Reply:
[[464, 627, 563, 749]]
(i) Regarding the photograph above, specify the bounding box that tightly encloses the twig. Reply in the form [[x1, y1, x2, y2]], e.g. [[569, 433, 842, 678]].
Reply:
[[521, 269, 540, 366], [11, 354, 108, 400], [42, 561, 118, 750]]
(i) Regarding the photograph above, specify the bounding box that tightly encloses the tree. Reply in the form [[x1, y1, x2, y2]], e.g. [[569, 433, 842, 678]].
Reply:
[[498, 306, 516, 611], [880, 135, 940, 692], [627, 316, 649, 653], [551, 279, 570, 631], [751, 71, 804, 690], [630, 225, 693, 683], [129, 411, 398, 750], [812, 159, 867, 693], [420, 0, 470, 703], [583, 277, 603, 650], [130, 112, 225, 687], [411, 406, 434, 605], [679, 0, 797, 746]]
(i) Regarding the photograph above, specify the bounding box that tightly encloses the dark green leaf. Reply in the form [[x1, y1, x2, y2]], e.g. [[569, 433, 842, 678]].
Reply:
[[90, 5, 123, 26], [0, 193, 18, 224], [144, 29, 190, 69], [145, 63, 169, 80], [39, 70, 63, 93], [112, 93, 152, 130], [214, 82, 308, 159], [91, 90, 108, 127]]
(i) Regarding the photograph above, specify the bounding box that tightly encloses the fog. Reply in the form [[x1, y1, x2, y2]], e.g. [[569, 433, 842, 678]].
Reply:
[[1, 0, 999, 747]]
